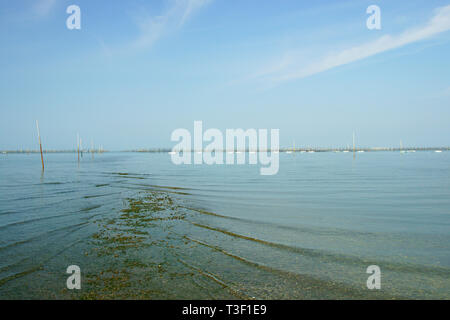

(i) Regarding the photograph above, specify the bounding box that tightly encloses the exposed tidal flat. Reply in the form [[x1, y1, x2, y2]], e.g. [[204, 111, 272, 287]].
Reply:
[[0, 152, 449, 299]]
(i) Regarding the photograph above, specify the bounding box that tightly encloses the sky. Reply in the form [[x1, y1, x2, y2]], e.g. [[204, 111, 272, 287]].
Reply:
[[0, 0, 449, 150]]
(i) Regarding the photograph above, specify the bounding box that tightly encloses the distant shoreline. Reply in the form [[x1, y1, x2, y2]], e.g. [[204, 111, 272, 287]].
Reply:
[[1, 147, 448, 154]]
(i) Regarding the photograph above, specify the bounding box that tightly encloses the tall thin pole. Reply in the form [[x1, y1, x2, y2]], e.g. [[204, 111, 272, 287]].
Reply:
[[36, 120, 44, 171], [77, 133, 80, 162], [353, 131, 356, 158]]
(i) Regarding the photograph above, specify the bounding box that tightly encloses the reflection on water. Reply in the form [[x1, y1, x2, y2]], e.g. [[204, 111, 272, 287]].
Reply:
[[0, 152, 449, 299]]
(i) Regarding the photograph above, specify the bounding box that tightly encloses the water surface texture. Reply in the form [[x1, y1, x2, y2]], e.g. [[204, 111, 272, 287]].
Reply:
[[0, 152, 449, 299]]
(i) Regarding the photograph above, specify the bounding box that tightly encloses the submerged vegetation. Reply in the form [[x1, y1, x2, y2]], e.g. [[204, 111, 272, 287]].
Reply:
[[77, 190, 186, 299], [71, 187, 400, 300]]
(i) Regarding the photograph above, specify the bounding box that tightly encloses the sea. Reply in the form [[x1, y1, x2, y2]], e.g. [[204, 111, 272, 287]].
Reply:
[[0, 151, 449, 299]]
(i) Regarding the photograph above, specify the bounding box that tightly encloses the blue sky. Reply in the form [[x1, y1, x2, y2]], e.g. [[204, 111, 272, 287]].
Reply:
[[1, 0, 449, 150]]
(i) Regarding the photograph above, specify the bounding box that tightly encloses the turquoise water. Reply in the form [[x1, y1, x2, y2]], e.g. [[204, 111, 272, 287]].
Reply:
[[0, 151, 449, 299]]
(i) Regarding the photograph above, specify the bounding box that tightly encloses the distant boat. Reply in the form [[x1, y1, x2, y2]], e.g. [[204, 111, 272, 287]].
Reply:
[[357, 150, 365, 153], [307, 151, 315, 153], [342, 150, 349, 153], [435, 150, 443, 153], [286, 140, 295, 154], [407, 150, 416, 153], [168, 151, 177, 155]]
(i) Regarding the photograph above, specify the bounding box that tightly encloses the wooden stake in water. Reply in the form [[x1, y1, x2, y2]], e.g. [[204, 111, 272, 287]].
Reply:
[[353, 131, 356, 159], [36, 120, 44, 171], [77, 133, 80, 162]]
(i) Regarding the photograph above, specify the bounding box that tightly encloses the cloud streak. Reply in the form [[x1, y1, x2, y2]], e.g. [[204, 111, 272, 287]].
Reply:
[[33, 0, 57, 17], [256, 5, 450, 83], [133, 0, 212, 49]]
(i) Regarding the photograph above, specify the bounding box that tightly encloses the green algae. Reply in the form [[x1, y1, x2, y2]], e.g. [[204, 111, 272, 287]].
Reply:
[[77, 189, 187, 299]]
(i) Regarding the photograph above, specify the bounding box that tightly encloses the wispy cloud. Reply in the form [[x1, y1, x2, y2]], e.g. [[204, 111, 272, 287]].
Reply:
[[180, 0, 211, 25], [255, 5, 450, 84], [133, 0, 212, 49], [33, 0, 57, 17]]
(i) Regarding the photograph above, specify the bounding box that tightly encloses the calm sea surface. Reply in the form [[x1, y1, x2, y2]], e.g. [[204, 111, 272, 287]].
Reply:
[[0, 152, 449, 299]]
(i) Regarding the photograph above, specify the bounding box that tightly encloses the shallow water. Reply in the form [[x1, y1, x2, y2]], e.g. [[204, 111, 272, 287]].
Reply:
[[0, 151, 449, 299]]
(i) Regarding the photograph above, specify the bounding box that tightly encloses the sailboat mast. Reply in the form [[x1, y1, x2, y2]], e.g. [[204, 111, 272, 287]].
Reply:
[[353, 131, 355, 153], [77, 133, 80, 162]]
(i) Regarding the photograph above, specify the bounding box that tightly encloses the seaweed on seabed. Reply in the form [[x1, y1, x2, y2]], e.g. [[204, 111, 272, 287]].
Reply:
[[77, 190, 186, 299]]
